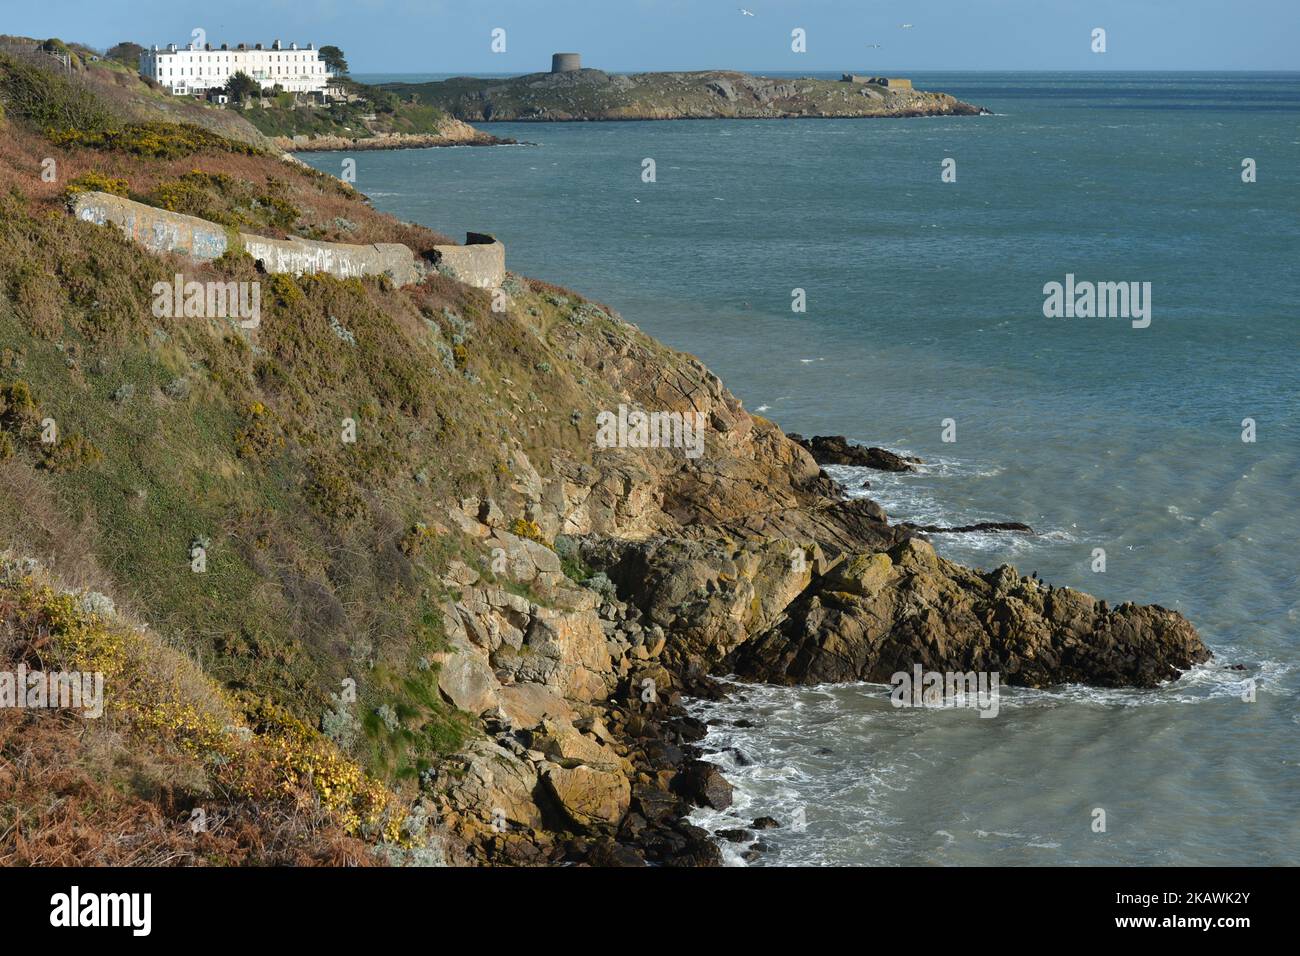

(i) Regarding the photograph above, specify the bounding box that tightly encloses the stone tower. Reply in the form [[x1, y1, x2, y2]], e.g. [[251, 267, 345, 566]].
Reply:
[[551, 52, 581, 73]]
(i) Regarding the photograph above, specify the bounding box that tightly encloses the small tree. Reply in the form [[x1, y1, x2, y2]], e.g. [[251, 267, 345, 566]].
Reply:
[[319, 45, 348, 76], [106, 42, 145, 67], [225, 71, 260, 103]]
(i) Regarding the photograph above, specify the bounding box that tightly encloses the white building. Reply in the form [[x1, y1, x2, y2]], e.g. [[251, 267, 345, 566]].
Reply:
[[140, 40, 333, 96]]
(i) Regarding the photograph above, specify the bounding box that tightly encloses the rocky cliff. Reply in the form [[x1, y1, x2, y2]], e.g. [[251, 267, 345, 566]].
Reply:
[[419, 312, 1208, 863], [384, 70, 985, 122], [0, 49, 1203, 868]]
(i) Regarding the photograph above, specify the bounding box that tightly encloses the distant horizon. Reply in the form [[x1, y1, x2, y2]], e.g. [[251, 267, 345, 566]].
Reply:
[[4, 0, 1298, 73], [353, 68, 1300, 78]]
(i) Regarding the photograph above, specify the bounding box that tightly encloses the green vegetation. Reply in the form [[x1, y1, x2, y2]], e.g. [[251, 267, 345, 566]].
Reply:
[[65, 170, 130, 197], [224, 70, 260, 104], [0, 52, 116, 133], [146, 170, 300, 231], [319, 45, 349, 76], [49, 121, 262, 158], [241, 76, 454, 142], [105, 41, 145, 68], [0, 37, 632, 862]]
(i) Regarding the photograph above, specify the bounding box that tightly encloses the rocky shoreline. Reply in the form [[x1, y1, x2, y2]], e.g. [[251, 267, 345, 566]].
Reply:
[[275, 121, 517, 153], [420, 295, 1212, 867]]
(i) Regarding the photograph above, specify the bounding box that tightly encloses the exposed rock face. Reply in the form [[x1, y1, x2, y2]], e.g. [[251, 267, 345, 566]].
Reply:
[[788, 433, 921, 471], [727, 538, 1210, 688], [420, 295, 1208, 866], [543, 765, 631, 831], [275, 119, 511, 152]]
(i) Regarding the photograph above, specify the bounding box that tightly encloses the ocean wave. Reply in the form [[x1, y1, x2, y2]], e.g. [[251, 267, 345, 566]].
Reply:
[[684, 656, 1288, 864], [823, 459, 1065, 554]]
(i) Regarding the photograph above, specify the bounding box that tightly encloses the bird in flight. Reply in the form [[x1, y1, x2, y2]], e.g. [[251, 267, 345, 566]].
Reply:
[[739, 8, 756, 16], [866, 43, 882, 48], [899, 23, 914, 29]]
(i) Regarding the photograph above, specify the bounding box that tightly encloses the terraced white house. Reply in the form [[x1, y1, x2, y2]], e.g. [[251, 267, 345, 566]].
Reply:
[[139, 40, 332, 96]]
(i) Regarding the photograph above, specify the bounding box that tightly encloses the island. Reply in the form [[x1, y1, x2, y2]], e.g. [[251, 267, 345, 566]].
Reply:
[[382, 54, 986, 122]]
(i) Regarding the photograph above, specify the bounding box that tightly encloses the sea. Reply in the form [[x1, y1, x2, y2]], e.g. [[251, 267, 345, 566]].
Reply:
[[305, 72, 1299, 865]]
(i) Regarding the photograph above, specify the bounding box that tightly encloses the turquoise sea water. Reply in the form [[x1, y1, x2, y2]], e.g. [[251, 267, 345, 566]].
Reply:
[[303, 73, 1298, 865]]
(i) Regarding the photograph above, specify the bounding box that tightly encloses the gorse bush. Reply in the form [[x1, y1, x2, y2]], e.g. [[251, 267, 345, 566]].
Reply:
[[147, 170, 300, 231], [65, 170, 129, 197], [48, 121, 262, 159], [2, 569, 409, 846]]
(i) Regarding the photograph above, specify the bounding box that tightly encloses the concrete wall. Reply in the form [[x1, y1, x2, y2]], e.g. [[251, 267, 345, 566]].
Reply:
[[74, 191, 433, 288], [240, 235, 421, 286], [74, 191, 506, 291], [430, 233, 506, 290], [73, 191, 231, 261]]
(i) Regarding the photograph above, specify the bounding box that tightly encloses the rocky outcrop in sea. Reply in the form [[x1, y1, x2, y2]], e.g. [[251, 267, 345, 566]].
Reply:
[[421, 305, 1210, 865]]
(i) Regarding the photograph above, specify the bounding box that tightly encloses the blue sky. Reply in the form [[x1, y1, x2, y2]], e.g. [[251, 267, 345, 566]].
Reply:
[[9, 0, 1298, 72]]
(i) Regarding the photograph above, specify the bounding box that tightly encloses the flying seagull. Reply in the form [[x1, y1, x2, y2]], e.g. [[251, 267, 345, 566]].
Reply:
[[866, 43, 881, 48], [739, 8, 756, 15], [899, 23, 914, 29]]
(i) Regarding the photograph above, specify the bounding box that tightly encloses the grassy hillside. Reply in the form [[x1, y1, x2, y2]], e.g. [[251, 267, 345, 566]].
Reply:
[[0, 51, 629, 861]]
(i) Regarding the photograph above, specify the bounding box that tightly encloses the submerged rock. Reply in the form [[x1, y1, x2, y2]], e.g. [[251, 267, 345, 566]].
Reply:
[[787, 433, 922, 471], [900, 521, 1034, 534]]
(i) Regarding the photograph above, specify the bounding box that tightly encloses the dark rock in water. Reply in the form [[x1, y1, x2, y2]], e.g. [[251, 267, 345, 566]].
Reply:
[[861, 479, 872, 489], [732, 718, 756, 728], [815, 747, 835, 756], [741, 841, 772, 863], [751, 816, 780, 830], [788, 433, 921, 472], [585, 838, 647, 867], [728, 536, 1210, 689], [1225, 663, 1248, 671], [726, 747, 754, 766], [654, 823, 723, 867], [676, 759, 735, 810], [900, 520, 1034, 535], [717, 828, 754, 843]]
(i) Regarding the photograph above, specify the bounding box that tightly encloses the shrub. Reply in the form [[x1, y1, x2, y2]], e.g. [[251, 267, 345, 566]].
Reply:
[[65, 171, 129, 198], [306, 457, 366, 526], [40, 433, 104, 473], [233, 401, 284, 460], [0, 380, 39, 435], [510, 517, 547, 546], [47, 122, 260, 160]]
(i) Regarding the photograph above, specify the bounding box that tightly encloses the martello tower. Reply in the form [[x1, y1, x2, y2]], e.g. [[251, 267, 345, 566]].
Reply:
[[550, 52, 581, 73]]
